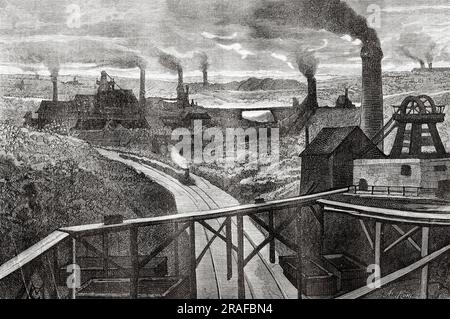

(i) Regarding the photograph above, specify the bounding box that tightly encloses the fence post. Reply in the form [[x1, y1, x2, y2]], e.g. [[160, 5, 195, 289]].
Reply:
[[174, 223, 179, 277], [226, 217, 233, 280], [269, 211, 276, 264], [295, 209, 303, 299], [420, 227, 430, 299], [237, 214, 245, 299], [374, 222, 383, 280], [130, 227, 139, 299], [71, 238, 77, 300], [189, 222, 197, 299], [102, 233, 109, 277]]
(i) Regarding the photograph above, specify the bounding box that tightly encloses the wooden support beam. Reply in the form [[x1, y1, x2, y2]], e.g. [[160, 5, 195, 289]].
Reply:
[[420, 227, 430, 299], [189, 222, 197, 299], [374, 222, 383, 279], [391, 123, 406, 157], [226, 217, 232, 280], [196, 221, 227, 267], [269, 211, 276, 263], [138, 223, 189, 269], [428, 123, 446, 155], [174, 223, 179, 276], [392, 225, 421, 252], [71, 237, 77, 300], [198, 220, 238, 251], [295, 211, 303, 300], [130, 227, 139, 299], [102, 233, 109, 277], [250, 215, 297, 251], [409, 123, 422, 156], [237, 214, 245, 299], [78, 237, 124, 270], [244, 214, 297, 266], [338, 241, 450, 299], [359, 220, 374, 250], [384, 226, 420, 253]]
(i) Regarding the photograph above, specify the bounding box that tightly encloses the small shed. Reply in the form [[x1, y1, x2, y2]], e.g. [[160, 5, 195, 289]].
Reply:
[[300, 126, 385, 193]]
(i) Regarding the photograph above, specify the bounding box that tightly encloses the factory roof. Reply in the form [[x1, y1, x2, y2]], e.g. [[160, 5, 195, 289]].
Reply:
[[300, 126, 380, 157], [36, 100, 72, 114]]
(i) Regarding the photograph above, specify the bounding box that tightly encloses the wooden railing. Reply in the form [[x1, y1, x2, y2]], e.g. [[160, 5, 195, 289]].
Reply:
[[351, 184, 435, 197], [2, 185, 449, 299], [0, 188, 348, 299]]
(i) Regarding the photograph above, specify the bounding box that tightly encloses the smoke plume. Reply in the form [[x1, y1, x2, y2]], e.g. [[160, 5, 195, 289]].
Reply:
[[398, 32, 437, 66], [294, 49, 318, 79], [166, 0, 380, 47], [158, 51, 182, 73], [197, 51, 209, 73], [0, 38, 149, 77]]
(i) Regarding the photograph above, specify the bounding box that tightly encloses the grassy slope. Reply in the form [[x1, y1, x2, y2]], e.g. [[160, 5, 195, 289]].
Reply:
[[0, 123, 178, 298]]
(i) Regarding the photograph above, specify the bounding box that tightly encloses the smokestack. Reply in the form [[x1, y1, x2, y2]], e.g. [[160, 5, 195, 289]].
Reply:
[[177, 67, 183, 87], [203, 69, 208, 87], [360, 43, 384, 150], [52, 76, 58, 104], [139, 67, 146, 107], [345, 88, 349, 100], [307, 76, 318, 109], [429, 62, 433, 70]]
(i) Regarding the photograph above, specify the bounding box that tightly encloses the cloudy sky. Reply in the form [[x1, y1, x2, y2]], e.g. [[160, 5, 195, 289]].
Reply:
[[0, 0, 449, 81]]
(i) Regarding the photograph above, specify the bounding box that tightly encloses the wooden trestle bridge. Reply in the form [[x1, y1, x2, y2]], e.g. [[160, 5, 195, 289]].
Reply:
[[1, 151, 450, 299], [1, 185, 450, 299]]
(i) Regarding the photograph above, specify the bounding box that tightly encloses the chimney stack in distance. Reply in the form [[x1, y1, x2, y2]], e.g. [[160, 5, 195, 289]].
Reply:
[[139, 67, 146, 107], [177, 67, 183, 87], [429, 63, 433, 70], [52, 76, 58, 104], [203, 69, 208, 87], [307, 76, 319, 110]]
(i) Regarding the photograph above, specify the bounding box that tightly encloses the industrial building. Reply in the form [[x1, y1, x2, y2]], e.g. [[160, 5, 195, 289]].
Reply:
[[36, 71, 149, 130]]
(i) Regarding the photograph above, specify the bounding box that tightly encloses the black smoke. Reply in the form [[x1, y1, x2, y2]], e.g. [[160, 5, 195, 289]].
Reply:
[[295, 48, 318, 79], [398, 32, 437, 67], [197, 52, 209, 73], [158, 51, 182, 73]]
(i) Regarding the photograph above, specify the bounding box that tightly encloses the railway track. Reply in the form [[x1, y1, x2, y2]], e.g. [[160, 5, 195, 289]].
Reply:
[[97, 149, 294, 299]]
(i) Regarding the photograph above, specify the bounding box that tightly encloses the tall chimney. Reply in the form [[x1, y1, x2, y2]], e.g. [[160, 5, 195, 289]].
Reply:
[[429, 63, 433, 70], [307, 76, 319, 109], [360, 44, 384, 150], [203, 69, 208, 87], [52, 76, 58, 104], [177, 67, 183, 87], [139, 67, 146, 107]]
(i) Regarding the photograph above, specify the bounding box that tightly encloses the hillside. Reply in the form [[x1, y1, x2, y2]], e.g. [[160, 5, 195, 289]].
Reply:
[[0, 123, 177, 298]]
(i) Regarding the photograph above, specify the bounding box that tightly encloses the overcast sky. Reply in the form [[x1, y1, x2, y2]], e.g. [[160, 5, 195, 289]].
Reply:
[[0, 0, 449, 80]]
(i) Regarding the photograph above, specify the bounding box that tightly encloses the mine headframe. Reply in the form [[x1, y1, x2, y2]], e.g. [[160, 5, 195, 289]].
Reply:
[[372, 95, 447, 158]]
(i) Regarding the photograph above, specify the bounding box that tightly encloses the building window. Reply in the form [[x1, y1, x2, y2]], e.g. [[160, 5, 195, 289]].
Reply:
[[401, 165, 412, 177], [434, 165, 447, 172]]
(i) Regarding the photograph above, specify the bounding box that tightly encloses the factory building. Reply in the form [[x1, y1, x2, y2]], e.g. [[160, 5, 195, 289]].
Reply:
[[300, 126, 385, 193], [36, 71, 149, 130]]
